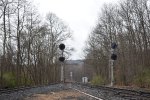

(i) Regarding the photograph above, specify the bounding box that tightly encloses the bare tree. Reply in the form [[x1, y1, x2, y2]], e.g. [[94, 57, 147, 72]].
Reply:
[[85, 0, 150, 87]]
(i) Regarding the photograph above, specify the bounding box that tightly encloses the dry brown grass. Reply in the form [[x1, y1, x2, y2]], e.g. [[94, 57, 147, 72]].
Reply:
[[24, 89, 84, 100]]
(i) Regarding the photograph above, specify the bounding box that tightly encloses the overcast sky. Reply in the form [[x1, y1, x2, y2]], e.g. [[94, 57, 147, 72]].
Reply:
[[33, 0, 118, 60]]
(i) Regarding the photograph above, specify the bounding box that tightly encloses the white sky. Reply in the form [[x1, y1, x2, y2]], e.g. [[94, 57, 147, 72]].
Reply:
[[33, 0, 118, 60]]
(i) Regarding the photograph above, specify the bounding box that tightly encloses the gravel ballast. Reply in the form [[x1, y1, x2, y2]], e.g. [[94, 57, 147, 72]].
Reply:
[[0, 83, 143, 100], [0, 84, 64, 100]]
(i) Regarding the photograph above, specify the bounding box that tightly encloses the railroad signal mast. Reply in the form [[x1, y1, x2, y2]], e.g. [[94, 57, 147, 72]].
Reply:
[[110, 42, 117, 87], [59, 43, 65, 83]]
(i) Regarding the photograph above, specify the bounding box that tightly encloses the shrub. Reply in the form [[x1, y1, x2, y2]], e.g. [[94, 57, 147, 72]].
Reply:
[[91, 75, 105, 86], [0, 72, 32, 88], [3, 72, 17, 88], [133, 69, 150, 88]]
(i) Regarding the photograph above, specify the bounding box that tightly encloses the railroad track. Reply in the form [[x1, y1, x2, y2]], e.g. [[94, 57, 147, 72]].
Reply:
[[72, 87, 103, 100], [95, 85, 150, 99], [1, 82, 150, 100], [73, 82, 150, 100]]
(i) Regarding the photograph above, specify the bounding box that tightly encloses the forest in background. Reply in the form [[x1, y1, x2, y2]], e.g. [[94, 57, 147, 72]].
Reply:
[[1, 0, 150, 89], [85, 0, 150, 88], [0, 0, 72, 88]]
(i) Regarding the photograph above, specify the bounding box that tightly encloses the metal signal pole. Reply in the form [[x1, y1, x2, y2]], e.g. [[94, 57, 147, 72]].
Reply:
[[60, 63, 64, 82], [110, 53, 114, 86], [110, 42, 117, 87], [59, 44, 65, 83]]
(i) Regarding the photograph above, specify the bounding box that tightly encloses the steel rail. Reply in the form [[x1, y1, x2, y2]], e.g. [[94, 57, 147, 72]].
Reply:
[[73, 82, 150, 99], [72, 87, 103, 100]]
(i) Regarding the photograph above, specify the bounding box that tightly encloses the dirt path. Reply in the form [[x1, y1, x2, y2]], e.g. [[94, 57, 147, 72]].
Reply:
[[24, 89, 89, 100]]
